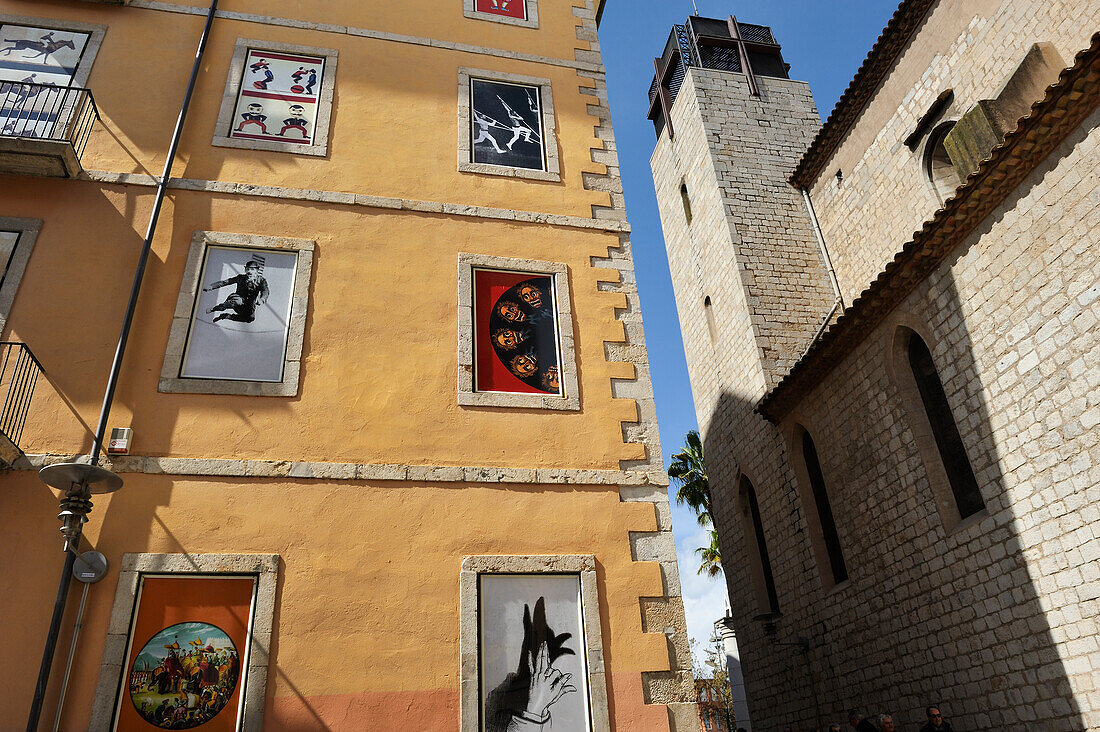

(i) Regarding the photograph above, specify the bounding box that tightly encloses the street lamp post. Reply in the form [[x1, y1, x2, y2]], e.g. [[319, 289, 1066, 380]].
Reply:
[[25, 463, 122, 732]]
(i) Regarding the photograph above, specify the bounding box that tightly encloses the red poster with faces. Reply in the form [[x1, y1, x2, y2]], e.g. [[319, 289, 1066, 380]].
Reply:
[[475, 0, 527, 19], [474, 269, 562, 396], [114, 576, 256, 732]]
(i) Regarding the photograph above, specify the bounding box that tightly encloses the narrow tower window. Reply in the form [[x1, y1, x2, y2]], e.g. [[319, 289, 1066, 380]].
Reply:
[[907, 333, 985, 518], [740, 477, 779, 613], [704, 296, 718, 344], [680, 182, 693, 224], [801, 431, 848, 585], [925, 122, 961, 205]]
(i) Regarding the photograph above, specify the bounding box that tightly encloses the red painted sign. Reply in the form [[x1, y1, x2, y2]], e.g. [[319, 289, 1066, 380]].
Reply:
[[475, 0, 527, 20], [474, 269, 561, 395]]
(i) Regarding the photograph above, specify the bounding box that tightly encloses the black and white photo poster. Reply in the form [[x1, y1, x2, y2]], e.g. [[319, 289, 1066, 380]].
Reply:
[[181, 245, 297, 382], [479, 574, 591, 732], [470, 78, 546, 171]]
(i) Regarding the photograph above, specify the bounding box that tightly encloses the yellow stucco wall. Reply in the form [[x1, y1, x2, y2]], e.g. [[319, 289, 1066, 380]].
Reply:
[[0, 472, 672, 730], [0, 0, 689, 729], [3, 182, 641, 468]]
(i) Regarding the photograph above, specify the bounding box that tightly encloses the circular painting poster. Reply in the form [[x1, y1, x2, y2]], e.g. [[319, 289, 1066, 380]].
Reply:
[[128, 621, 241, 728]]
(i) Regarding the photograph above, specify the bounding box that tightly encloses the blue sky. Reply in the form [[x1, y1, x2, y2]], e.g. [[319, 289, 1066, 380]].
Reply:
[[598, 0, 900, 657]]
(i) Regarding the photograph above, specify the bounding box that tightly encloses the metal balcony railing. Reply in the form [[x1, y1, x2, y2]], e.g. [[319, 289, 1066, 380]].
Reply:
[[0, 342, 42, 461], [0, 82, 99, 160]]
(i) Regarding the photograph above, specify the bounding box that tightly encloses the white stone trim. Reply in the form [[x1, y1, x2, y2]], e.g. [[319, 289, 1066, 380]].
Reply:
[[457, 68, 561, 182], [79, 170, 630, 233], [159, 231, 314, 396], [459, 555, 610, 732], [0, 217, 41, 335], [15, 451, 671, 486], [457, 253, 579, 410], [0, 14, 107, 88], [212, 38, 338, 157], [88, 553, 279, 732], [123, 1, 600, 73], [462, 0, 539, 29]]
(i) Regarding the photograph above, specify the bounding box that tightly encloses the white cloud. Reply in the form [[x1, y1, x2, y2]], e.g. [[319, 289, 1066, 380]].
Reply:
[[670, 500, 729, 674]]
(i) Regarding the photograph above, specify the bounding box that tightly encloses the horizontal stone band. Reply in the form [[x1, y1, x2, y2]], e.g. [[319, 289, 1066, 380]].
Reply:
[[17, 452, 670, 487], [80, 170, 630, 233]]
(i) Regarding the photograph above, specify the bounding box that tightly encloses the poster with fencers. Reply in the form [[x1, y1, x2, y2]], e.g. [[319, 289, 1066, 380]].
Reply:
[[479, 574, 591, 732], [180, 245, 297, 383], [470, 78, 546, 171], [229, 48, 324, 146], [0, 24, 91, 137]]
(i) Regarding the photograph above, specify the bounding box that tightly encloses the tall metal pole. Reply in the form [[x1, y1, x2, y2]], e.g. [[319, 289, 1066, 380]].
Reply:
[[25, 3, 218, 730], [90, 0, 219, 466]]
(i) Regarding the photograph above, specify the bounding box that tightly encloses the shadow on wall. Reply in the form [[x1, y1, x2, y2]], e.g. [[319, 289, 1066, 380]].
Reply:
[[699, 206, 1087, 729]]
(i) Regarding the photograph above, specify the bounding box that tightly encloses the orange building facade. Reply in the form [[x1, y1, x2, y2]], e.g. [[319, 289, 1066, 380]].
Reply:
[[0, 0, 696, 729]]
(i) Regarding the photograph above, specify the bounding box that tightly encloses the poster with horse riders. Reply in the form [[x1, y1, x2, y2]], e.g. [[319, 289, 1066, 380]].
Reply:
[[0, 24, 90, 137], [470, 77, 546, 171], [114, 575, 255, 731]]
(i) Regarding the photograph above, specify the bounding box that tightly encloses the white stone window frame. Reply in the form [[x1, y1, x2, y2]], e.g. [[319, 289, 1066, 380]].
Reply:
[[462, 0, 540, 29], [212, 38, 338, 157], [159, 231, 314, 397], [457, 67, 560, 182], [0, 217, 41, 335], [457, 252, 579, 411], [88, 553, 279, 732], [0, 14, 107, 88], [459, 555, 610, 732]]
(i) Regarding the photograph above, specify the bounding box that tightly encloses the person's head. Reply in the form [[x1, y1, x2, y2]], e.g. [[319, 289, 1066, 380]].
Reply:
[[246, 102, 263, 115], [879, 714, 895, 732], [244, 260, 262, 275], [829, 725, 841, 732], [926, 707, 943, 726], [288, 104, 305, 119], [847, 709, 861, 727]]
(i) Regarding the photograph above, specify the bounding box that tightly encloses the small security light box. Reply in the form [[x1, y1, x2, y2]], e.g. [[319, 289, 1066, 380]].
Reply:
[[107, 427, 132, 455]]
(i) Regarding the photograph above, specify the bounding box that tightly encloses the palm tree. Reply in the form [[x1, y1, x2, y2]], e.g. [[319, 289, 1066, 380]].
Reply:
[[668, 430, 722, 576], [696, 530, 722, 577], [668, 430, 711, 526]]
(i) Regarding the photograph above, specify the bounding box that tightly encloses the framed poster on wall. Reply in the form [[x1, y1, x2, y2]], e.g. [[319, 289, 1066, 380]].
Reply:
[[473, 268, 563, 397], [113, 575, 257, 731]]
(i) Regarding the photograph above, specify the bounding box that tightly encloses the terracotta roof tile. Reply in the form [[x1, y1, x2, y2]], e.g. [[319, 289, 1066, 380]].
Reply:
[[789, 0, 937, 189]]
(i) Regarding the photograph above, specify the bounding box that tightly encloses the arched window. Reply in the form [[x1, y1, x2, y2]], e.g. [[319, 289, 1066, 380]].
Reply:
[[907, 333, 985, 518], [801, 431, 848, 585], [924, 122, 961, 205], [740, 476, 779, 613], [680, 182, 693, 224], [704, 295, 718, 344]]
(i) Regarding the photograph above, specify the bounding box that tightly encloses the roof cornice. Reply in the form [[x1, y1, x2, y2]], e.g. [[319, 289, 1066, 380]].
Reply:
[[789, 0, 937, 189], [761, 32, 1100, 421]]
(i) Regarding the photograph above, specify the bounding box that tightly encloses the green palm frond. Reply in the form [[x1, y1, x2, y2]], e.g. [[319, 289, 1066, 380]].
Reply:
[[695, 530, 722, 577]]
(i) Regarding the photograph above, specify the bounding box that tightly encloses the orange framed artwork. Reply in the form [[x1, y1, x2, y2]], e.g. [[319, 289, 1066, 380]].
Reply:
[[112, 576, 257, 731]]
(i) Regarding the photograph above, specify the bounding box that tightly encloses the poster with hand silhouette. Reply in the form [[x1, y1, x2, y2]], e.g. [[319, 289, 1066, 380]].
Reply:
[[479, 574, 591, 731]]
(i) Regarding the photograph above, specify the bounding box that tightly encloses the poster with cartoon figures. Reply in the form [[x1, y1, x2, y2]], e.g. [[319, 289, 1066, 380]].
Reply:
[[470, 78, 545, 171], [0, 24, 90, 137], [229, 48, 324, 147], [114, 575, 255, 732], [479, 574, 591, 732], [475, 0, 528, 20], [181, 245, 297, 383], [474, 270, 563, 396]]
